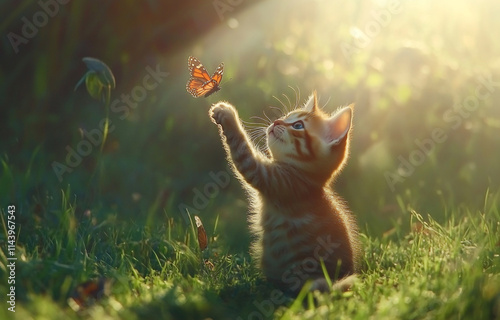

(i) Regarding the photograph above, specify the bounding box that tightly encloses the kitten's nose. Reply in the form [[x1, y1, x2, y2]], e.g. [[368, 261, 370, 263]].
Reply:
[[273, 120, 281, 126]]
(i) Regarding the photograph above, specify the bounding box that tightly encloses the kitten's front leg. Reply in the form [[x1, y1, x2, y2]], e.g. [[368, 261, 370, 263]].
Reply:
[[210, 102, 268, 189]]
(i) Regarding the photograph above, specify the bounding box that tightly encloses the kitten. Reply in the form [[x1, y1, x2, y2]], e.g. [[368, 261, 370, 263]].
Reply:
[[210, 91, 361, 294]]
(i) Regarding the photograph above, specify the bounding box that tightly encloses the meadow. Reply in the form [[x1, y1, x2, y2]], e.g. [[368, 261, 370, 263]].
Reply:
[[1, 0, 499, 319]]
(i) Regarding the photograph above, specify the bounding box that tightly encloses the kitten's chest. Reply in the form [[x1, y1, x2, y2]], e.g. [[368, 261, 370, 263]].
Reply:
[[259, 197, 319, 241], [261, 202, 313, 231], [259, 203, 317, 265]]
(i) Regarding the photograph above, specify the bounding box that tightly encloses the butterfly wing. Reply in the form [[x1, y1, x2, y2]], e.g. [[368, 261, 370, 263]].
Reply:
[[199, 62, 224, 97], [187, 78, 221, 98], [211, 62, 224, 85], [188, 56, 212, 82], [186, 77, 208, 98]]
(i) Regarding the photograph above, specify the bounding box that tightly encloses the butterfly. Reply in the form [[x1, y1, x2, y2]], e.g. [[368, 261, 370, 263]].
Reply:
[[186, 56, 224, 98], [194, 215, 208, 251]]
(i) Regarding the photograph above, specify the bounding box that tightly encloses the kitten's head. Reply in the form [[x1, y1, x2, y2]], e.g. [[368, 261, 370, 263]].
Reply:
[[266, 91, 353, 179]]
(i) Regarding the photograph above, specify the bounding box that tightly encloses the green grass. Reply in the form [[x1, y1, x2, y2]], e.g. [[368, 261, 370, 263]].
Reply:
[[1, 183, 499, 319]]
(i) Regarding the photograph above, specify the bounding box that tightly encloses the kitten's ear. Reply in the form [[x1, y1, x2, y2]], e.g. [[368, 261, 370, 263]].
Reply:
[[325, 105, 353, 146], [304, 90, 318, 113]]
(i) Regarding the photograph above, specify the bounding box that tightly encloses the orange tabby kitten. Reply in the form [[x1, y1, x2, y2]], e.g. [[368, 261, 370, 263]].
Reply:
[[210, 91, 361, 294]]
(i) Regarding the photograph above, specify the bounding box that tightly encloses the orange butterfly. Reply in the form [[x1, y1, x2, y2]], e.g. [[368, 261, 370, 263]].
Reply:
[[186, 56, 224, 98]]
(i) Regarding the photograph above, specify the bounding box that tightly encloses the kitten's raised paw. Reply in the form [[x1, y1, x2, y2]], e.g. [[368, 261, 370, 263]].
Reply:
[[210, 102, 237, 127]]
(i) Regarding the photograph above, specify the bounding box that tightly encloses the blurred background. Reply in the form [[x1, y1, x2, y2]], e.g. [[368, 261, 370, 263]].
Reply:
[[1, 0, 499, 249]]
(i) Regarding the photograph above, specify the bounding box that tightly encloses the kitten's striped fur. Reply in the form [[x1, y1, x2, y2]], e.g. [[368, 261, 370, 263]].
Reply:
[[210, 91, 361, 294]]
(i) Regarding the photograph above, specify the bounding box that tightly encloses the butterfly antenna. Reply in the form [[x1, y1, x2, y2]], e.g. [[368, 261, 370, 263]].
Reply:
[[221, 77, 233, 86]]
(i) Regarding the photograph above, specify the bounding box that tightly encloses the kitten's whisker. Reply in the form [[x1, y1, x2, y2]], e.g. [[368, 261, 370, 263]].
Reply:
[[242, 118, 266, 125], [249, 131, 266, 141], [272, 95, 290, 114], [250, 115, 272, 126], [262, 110, 274, 124], [282, 93, 292, 113], [249, 130, 268, 153], [321, 96, 331, 111], [254, 135, 267, 149], [289, 85, 300, 109], [268, 106, 285, 119], [248, 116, 270, 124], [250, 132, 262, 142], [247, 126, 266, 134], [246, 124, 266, 130], [244, 126, 266, 134], [243, 121, 270, 130], [246, 127, 266, 133], [248, 130, 260, 137]]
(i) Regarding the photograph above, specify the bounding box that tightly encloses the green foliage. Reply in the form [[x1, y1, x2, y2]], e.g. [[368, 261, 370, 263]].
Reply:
[[0, 186, 498, 319], [75, 57, 116, 105]]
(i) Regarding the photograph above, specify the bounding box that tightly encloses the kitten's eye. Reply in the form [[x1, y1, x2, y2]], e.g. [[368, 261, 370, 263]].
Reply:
[[292, 121, 304, 130]]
